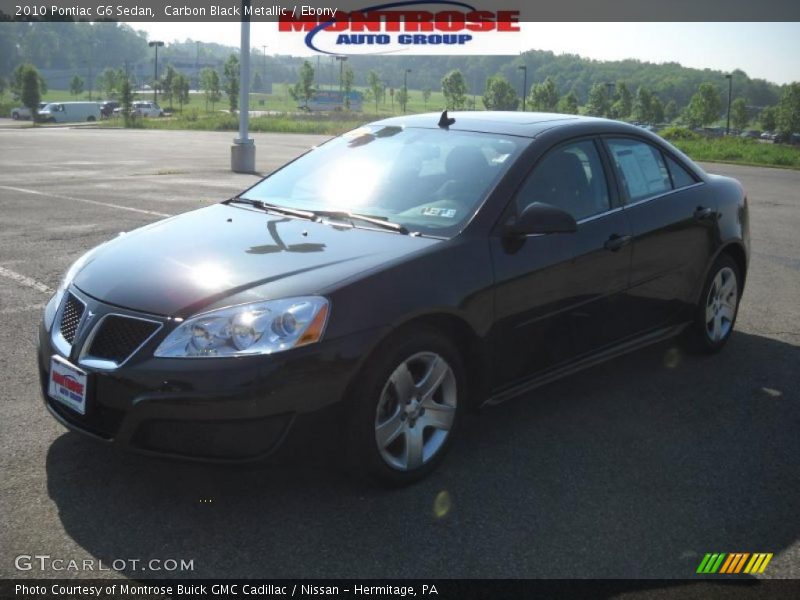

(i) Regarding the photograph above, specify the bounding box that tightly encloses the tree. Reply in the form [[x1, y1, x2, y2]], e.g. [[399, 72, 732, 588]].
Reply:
[[174, 72, 190, 113], [650, 95, 665, 123], [223, 54, 240, 113], [396, 86, 409, 113], [441, 69, 467, 110], [759, 105, 777, 131], [557, 90, 579, 115], [586, 83, 609, 117], [367, 70, 382, 114], [482, 74, 519, 111], [69, 74, 84, 98], [529, 76, 559, 112], [633, 86, 653, 122], [777, 82, 800, 134], [686, 82, 722, 127], [342, 64, 354, 109], [611, 81, 632, 119], [730, 98, 749, 131], [200, 68, 221, 112], [289, 60, 315, 109], [10, 63, 47, 99], [664, 99, 679, 122], [422, 87, 431, 109], [97, 68, 120, 98], [20, 64, 42, 121], [120, 75, 134, 127], [252, 72, 264, 93], [161, 65, 177, 109]]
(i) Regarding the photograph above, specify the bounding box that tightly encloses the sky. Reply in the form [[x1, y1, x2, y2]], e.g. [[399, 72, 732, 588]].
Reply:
[[127, 21, 800, 85]]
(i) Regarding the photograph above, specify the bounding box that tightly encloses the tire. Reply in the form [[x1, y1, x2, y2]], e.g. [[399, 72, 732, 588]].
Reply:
[[346, 328, 465, 486], [11, 112, 19, 120], [684, 253, 742, 353]]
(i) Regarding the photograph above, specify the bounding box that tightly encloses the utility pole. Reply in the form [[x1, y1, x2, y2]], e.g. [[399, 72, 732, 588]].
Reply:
[[263, 45, 268, 92], [148, 41, 164, 103], [336, 55, 347, 106], [518, 65, 527, 111], [725, 73, 733, 136], [195, 41, 201, 90]]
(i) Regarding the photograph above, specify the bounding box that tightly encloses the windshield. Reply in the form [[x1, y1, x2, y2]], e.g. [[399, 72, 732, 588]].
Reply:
[[241, 126, 525, 237]]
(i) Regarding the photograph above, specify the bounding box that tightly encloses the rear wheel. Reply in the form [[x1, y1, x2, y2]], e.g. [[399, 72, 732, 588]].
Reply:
[[346, 329, 464, 486], [685, 253, 741, 353]]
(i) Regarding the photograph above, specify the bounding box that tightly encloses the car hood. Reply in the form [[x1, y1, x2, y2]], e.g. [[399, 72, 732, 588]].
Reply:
[[73, 203, 439, 316]]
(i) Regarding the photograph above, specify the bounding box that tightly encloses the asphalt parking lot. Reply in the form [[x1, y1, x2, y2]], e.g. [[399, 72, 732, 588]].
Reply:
[[0, 125, 798, 585]]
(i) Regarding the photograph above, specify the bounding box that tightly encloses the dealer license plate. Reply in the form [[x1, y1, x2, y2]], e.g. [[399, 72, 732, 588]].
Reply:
[[48, 355, 87, 415]]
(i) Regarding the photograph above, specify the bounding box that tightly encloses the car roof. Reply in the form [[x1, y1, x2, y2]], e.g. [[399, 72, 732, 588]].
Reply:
[[368, 111, 643, 138]]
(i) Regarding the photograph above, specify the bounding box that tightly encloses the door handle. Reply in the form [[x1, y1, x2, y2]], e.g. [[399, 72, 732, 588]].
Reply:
[[694, 206, 714, 220], [604, 234, 631, 251]]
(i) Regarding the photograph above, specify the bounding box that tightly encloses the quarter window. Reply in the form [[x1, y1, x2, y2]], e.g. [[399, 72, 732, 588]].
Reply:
[[516, 140, 610, 221], [607, 138, 671, 202], [665, 155, 697, 189]]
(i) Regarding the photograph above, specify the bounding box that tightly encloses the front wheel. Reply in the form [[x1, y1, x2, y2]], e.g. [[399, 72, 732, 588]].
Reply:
[[685, 253, 742, 353], [346, 329, 464, 486]]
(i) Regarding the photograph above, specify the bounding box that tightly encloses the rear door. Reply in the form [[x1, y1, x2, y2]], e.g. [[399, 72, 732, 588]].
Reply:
[[603, 137, 716, 332], [489, 138, 633, 389]]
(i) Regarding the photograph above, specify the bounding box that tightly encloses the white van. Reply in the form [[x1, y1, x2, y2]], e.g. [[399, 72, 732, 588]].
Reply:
[[37, 102, 102, 123]]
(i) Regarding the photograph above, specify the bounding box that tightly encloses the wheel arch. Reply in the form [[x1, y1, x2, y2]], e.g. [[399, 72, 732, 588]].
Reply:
[[343, 311, 490, 414]]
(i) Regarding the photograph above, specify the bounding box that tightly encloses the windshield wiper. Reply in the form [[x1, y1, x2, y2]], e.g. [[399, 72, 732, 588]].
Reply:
[[311, 210, 409, 234], [227, 197, 316, 220]]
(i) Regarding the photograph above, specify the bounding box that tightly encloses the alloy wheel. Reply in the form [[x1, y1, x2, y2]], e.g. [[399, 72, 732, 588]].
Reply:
[[374, 351, 457, 471], [705, 266, 738, 342]]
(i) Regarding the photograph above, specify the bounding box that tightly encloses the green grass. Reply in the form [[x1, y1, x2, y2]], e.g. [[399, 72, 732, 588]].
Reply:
[[670, 136, 800, 169]]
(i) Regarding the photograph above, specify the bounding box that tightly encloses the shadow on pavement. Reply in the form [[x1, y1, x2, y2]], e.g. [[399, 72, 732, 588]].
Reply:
[[45, 331, 799, 585]]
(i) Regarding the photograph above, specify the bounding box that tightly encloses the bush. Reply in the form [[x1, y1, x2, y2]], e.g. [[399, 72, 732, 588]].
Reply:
[[660, 126, 699, 141]]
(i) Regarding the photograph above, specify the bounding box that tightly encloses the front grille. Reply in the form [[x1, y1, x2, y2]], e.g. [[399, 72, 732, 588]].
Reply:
[[47, 397, 125, 439], [87, 316, 160, 364], [60, 293, 85, 344]]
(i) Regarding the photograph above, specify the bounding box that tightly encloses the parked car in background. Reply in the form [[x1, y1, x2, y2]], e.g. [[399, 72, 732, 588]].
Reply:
[[760, 131, 776, 140], [100, 101, 120, 118], [772, 132, 800, 145], [38, 112, 750, 484], [740, 130, 761, 139], [131, 101, 164, 117], [37, 102, 101, 123], [10, 103, 48, 120]]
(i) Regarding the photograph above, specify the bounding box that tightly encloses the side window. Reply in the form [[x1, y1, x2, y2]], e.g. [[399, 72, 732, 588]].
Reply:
[[607, 138, 671, 202], [665, 155, 697, 189], [516, 140, 610, 221]]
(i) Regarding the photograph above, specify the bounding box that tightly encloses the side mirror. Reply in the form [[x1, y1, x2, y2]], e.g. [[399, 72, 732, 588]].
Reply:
[[507, 202, 578, 236]]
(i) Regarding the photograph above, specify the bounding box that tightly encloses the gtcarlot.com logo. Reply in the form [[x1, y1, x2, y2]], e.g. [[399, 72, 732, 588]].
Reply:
[[15, 554, 195, 572], [696, 552, 773, 575]]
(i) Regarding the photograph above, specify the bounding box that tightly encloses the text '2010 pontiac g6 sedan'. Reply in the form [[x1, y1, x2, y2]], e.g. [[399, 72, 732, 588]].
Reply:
[[38, 112, 749, 485]]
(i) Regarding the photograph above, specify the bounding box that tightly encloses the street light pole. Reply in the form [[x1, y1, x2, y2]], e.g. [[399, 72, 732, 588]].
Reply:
[[263, 45, 268, 92], [195, 41, 200, 90], [518, 65, 527, 111], [148, 41, 164, 103], [725, 73, 733, 136], [403, 68, 411, 114], [231, 0, 255, 173]]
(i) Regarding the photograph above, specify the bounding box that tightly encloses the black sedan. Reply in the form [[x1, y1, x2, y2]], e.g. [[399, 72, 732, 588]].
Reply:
[[38, 112, 749, 485]]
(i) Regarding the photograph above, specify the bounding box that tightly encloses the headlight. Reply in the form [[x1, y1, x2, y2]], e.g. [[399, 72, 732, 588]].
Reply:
[[43, 248, 97, 329], [154, 297, 330, 358]]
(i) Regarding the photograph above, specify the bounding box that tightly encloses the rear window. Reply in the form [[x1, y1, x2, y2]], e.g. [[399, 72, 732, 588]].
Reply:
[[665, 155, 697, 189], [607, 138, 671, 202]]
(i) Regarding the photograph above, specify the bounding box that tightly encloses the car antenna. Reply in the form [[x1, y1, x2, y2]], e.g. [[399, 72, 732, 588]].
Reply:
[[438, 109, 456, 129]]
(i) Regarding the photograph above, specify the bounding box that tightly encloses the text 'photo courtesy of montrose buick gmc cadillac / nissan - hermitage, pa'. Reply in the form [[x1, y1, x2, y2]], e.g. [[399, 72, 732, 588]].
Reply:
[[39, 111, 749, 486]]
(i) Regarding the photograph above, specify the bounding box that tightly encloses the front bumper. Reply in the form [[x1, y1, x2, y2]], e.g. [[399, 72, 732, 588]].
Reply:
[[37, 292, 381, 462]]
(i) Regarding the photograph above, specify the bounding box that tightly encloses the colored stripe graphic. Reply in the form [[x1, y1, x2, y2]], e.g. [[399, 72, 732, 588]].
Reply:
[[698, 552, 773, 574], [743, 553, 774, 574]]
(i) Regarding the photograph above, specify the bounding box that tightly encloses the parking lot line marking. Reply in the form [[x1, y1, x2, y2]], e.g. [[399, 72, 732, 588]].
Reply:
[[0, 303, 46, 315], [0, 185, 172, 218], [0, 266, 53, 294]]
